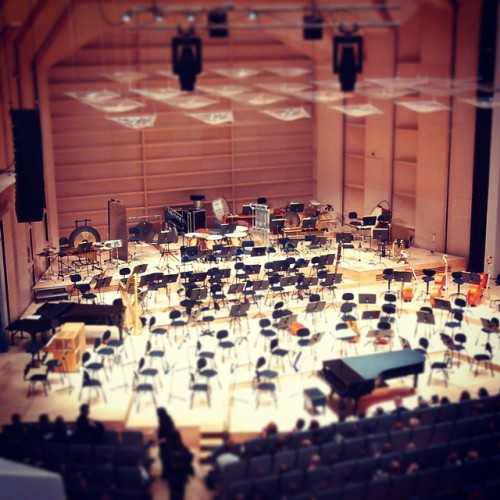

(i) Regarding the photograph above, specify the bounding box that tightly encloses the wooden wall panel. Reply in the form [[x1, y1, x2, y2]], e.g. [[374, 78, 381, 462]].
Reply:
[[48, 30, 314, 239]]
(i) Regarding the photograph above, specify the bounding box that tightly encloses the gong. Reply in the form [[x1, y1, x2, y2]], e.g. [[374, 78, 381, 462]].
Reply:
[[284, 210, 301, 228], [68, 225, 101, 247]]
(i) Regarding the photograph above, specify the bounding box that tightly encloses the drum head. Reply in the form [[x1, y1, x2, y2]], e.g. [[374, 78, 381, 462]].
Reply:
[[134, 221, 155, 243], [284, 211, 301, 228], [212, 197, 231, 222]]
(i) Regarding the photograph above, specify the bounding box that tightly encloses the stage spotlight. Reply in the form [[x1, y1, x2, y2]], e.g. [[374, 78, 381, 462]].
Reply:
[[122, 9, 132, 23], [152, 6, 164, 23], [303, 13, 323, 40], [172, 27, 202, 92], [208, 9, 228, 38], [333, 28, 363, 92]]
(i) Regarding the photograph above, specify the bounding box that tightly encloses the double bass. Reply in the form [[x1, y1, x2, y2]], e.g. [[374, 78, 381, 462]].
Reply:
[[467, 256, 492, 307], [430, 254, 448, 307]]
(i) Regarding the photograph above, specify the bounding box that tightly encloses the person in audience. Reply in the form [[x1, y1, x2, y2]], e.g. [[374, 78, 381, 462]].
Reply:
[[274, 435, 288, 453], [292, 418, 305, 433], [374, 406, 385, 417], [163, 430, 194, 500], [309, 419, 320, 431], [464, 450, 480, 463], [430, 394, 439, 405], [262, 421, 278, 438], [307, 453, 322, 470], [37, 413, 52, 440], [392, 396, 409, 413], [478, 387, 490, 398], [459, 390, 471, 402], [157, 407, 176, 479], [216, 442, 240, 470], [440, 396, 451, 405], [406, 462, 420, 475], [387, 459, 402, 478], [74, 403, 103, 443], [392, 421, 405, 431], [51, 416, 68, 443], [446, 451, 463, 466], [417, 396, 429, 409], [408, 417, 420, 429], [8, 413, 26, 441]]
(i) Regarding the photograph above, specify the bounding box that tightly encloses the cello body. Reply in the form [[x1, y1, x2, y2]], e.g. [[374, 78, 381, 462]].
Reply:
[[430, 273, 445, 307], [467, 273, 488, 306]]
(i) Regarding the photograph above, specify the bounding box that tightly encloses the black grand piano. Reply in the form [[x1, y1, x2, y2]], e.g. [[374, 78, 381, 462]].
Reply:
[[319, 350, 425, 412], [7, 302, 125, 345]]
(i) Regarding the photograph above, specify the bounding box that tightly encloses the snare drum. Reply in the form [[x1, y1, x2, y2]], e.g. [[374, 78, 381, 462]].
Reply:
[[205, 234, 223, 250], [227, 231, 246, 247], [184, 233, 198, 246]]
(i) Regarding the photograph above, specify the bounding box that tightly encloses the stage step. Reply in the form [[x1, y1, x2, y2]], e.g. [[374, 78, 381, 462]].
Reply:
[[199, 430, 226, 464]]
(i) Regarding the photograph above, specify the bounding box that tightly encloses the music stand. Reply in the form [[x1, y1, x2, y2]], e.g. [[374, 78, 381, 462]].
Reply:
[[269, 218, 285, 235], [305, 300, 326, 326], [94, 276, 112, 303], [372, 228, 390, 259], [336, 232, 353, 244], [415, 310, 435, 338], [132, 264, 147, 275], [229, 302, 251, 335], [227, 282, 244, 301], [189, 287, 208, 304], [252, 280, 269, 318], [251, 246, 266, 257], [358, 293, 377, 309], [393, 271, 413, 313], [433, 298, 452, 326]]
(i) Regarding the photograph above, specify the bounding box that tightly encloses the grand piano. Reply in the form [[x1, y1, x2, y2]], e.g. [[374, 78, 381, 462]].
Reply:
[[319, 350, 425, 412]]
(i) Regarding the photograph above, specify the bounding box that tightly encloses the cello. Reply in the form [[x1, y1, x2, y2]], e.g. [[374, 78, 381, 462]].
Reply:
[[430, 254, 448, 306], [467, 256, 492, 307]]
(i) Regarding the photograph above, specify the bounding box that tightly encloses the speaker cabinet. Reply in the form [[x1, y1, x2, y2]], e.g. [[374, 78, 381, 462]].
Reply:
[[108, 200, 128, 261], [10, 109, 45, 223], [188, 209, 206, 232]]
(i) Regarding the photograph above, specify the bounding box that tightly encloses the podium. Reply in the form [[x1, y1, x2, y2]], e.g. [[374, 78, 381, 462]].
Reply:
[[45, 322, 86, 372]]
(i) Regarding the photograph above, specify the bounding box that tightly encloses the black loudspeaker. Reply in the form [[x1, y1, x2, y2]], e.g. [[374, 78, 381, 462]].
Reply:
[[188, 209, 206, 232], [10, 109, 45, 223]]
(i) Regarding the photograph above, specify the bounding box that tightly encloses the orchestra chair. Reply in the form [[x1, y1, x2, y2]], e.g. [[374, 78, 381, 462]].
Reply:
[[69, 273, 83, 301], [255, 356, 279, 388], [472, 343, 494, 377], [148, 317, 169, 348], [189, 372, 211, 409], [380, 268, 395, 297], [42, 349, 68, 386], [82, 350, 107, 382], [419, 269, 436, 301], [119, 267, 131, 284], [137, 357, 162, 391], [348, 212, 361, 227], [373, 321, 393, 351], [253, 372, 278, 409], [216, 330, 237, 363], [418, 337, 450, 388], [23, 363, 51, 397], [79, 370, 107, 403], [197, 357, 221, 389], [449, 271, 466, 301], [169, 309, 188, 343], [296, 327, 317, 365], [449, 298, 469, 325], [131, 370, 157, 413], [476, 317, 499, 346], [254, 318, 276, 350], [269, 338, 291, 371]]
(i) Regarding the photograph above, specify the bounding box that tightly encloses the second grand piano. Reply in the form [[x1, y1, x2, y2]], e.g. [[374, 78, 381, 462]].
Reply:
[[319, 350, 425, 412]]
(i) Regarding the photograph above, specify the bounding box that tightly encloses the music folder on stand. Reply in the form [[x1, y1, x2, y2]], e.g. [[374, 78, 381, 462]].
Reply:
[[433, 298, 452, 327], [415, 310, 436, 338]]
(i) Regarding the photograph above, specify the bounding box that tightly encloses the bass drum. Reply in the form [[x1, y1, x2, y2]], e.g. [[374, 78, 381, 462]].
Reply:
[[68, 225, 101, 247], [212, 197, 231, 222], [284, 210, 301, 229]]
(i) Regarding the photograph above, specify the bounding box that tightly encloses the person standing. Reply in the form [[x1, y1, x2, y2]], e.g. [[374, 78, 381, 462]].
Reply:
[[164, 430, 194, 500], [157, 407, 175, 479]]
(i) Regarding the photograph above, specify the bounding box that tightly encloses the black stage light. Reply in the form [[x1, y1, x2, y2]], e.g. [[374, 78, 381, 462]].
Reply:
[[303, 14, 323, 40], [333, 30, 363, 92], [172, 27, 202, 91], [208, 9, 228, 38]]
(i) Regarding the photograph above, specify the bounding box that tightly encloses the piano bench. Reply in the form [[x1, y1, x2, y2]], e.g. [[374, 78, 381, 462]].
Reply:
[[304, 387, 327, 415]]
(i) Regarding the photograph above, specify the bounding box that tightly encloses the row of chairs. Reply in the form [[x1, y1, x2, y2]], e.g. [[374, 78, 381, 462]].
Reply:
[[223, 423, 499, 488], [225, 458, 500, 500]]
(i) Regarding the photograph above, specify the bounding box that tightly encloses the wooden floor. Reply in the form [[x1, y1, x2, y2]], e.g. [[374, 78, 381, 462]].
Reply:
[[3, 239, 499, 498]]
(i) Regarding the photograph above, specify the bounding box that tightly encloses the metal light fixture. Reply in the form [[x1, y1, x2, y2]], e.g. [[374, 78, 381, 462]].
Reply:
[[208, 8, 228, 38], [333, 25, 363, 92], [172, 27, 202, 91]]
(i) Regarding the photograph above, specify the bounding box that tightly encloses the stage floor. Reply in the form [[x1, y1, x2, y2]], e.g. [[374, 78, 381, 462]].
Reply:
[[5, 241, 499, 446]]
